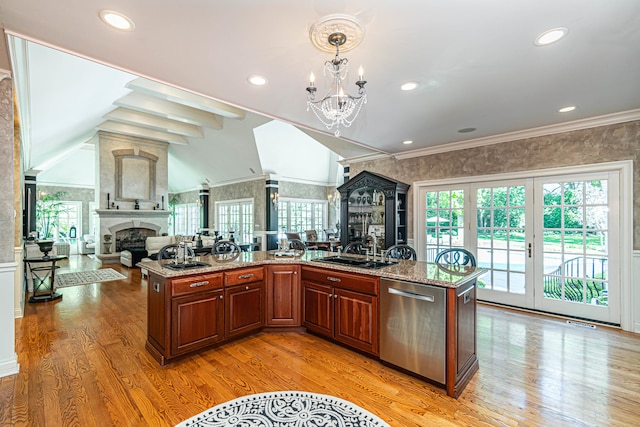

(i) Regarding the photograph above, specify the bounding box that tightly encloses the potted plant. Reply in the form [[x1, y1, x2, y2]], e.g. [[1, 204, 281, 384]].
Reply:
[[35, 191, 69, 240]]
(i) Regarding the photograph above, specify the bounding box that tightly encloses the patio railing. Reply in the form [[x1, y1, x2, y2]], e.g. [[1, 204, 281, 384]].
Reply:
[[543, 256, 607, 303]]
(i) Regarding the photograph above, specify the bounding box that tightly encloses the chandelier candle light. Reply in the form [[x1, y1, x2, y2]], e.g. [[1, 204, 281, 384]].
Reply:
[[306, 32, 367, 137]]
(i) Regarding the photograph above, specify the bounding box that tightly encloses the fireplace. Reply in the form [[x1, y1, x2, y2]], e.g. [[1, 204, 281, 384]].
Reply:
[[115, 227, 157, 252]]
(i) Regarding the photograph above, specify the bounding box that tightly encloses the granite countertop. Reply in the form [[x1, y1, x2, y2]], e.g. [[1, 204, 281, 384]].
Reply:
[[138, 250, 485, 288]]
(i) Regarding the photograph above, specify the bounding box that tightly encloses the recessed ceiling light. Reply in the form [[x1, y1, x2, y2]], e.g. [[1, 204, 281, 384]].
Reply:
[[402, 140, 413, 145], [248, 75, 268, 86], [400, 82, 419, 91], [535, 27, 568, 46], [99, 10, 135, 31], [458, 127, 477, 133], [558, 106, 576, 113]]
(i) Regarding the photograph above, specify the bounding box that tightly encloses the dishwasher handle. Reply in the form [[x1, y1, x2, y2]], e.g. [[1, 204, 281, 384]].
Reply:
[[388, 287, 435, 302]]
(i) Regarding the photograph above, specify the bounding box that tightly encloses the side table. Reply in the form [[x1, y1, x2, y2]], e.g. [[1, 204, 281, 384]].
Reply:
[[24, 255, 68, 303]]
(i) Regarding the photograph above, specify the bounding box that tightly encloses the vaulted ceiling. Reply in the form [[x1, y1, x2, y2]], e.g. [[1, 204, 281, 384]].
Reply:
[[1, 1, 639, 192]]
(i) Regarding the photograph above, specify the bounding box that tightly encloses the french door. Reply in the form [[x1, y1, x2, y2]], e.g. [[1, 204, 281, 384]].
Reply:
[[417, 169, 622, 325]]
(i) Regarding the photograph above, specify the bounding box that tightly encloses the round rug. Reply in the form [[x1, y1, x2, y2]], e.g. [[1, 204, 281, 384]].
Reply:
[[176, 390, 390, 427]]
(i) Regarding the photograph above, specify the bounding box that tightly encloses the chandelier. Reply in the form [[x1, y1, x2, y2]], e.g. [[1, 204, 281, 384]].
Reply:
[[306, 32, 367, 137]]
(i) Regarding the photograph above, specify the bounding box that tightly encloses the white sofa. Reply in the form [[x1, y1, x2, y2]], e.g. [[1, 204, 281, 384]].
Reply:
[[78, 234, 96, 254]]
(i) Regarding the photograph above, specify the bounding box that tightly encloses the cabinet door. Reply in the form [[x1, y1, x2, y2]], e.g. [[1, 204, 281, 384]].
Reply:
[[147, 273, 168, 353], [171, 289, 224, 356], [456, 284, 476, 373], [302, 282, 333, 337], [225, 282, 265, 338], [334, 288, 379, 355], [266, 265, 300, 326]]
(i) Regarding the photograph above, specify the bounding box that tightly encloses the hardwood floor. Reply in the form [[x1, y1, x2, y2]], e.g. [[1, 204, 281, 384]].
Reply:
[[1, 256, 639, 426]]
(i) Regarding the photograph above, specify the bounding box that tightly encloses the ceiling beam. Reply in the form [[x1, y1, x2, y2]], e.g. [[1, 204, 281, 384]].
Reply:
[[96, 120, 189, 145], [126, 77, 246, 120], [114, 92, 224, 129], [104, 107, 204, 137]]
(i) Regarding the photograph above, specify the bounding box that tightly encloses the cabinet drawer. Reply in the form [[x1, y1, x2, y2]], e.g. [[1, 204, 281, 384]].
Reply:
[[171, 273, 223, 297], [225, 267, 264, 286], [301, 266, 378, 295]]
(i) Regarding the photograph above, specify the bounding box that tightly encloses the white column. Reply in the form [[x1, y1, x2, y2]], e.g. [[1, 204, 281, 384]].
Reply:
[[0, 262, 19, 377]]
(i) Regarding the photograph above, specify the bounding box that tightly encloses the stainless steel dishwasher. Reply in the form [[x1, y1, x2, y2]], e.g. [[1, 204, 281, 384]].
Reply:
[[380, 278, 446, 384]]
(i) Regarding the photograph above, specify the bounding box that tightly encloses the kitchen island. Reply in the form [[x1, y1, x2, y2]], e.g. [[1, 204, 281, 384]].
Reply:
[[140, 250, 484, 398]]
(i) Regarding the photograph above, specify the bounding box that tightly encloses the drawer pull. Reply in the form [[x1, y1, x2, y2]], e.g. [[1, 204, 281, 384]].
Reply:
[[190, 281, 209, 288], [327, 276, 341, 283], [238, 274, 254, 279]]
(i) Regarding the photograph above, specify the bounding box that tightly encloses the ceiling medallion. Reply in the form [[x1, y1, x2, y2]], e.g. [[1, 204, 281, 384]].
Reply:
[[309, 14, 365, 53]]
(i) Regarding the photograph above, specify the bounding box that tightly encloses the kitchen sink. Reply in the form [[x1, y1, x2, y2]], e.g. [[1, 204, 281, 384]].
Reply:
[[162, 261, 211, 270], [313, 255, 398, 270]]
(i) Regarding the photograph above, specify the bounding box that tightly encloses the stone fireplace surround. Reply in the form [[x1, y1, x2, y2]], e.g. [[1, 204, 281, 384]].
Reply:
[[95, 211, 170, 264], [93, 131, 170, 264]]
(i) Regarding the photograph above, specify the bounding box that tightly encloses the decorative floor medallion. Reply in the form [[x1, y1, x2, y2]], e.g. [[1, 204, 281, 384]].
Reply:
[[176, 391, 390, 427]]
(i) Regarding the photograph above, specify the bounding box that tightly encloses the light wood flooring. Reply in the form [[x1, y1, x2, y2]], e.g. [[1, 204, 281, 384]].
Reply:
[[1, 255, 639, 426]]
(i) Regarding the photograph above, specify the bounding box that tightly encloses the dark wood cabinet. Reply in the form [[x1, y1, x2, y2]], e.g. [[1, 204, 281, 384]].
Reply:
[[446, 280, 479, 398], [266, 265, 300, 326], [338, 170, 410, 250], [146, 272, 224, 364], [171, 289, 224, 355], [224, 267, 265, 338], [301, 266, 379, 356], [225, 282, 265, 338]]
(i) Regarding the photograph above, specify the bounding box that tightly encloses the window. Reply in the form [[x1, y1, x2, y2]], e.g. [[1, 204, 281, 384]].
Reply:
[[172, 203, 201, 235], [278, 199, 326, 237], [55, 201, 81, 240], [216, 199, 254, 243]]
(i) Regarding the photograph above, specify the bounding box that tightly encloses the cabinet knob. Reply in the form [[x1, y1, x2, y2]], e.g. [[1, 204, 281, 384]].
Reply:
[[334, 294, 338, 299], [328, 293, 333, 298], [246, 286, 249, 290], [219, 295, 223, 300]]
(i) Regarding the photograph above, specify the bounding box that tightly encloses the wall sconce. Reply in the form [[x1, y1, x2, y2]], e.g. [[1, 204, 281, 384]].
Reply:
[[328, 190, 340, 208], [271, 192, 279, 206]]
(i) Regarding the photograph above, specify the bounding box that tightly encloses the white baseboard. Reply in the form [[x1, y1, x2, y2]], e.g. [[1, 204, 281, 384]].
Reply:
[[0, 355, 19, 378]]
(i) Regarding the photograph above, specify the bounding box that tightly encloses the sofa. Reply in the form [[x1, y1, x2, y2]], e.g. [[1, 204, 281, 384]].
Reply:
[[78, 234, 96, 254]]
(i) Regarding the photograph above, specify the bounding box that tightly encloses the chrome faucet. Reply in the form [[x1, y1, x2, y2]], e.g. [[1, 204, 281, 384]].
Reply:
[[367, 233, 377, 262]]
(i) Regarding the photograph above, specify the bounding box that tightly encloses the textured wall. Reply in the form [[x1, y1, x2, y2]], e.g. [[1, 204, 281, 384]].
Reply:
[[13, 95, 20, 247], [36, 185, 95, 235], [350, 120, 640, 248], [209, 179, 265, 231], [0, 78, 14, 262]]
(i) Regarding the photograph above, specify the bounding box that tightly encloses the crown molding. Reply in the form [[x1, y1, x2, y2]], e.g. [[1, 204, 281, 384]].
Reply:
[[394, 109, 640, 160], [339, 152, 392, 166]]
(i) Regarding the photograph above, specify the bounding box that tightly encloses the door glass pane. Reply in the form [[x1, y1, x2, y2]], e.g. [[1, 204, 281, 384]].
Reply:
[[476, 185, 528, 298], [425, 189, 465, 262], [541, 179, 609, 307]]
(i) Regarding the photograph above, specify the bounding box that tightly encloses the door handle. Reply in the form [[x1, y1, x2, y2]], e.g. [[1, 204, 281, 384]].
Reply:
[[388, 287, 435, 302]]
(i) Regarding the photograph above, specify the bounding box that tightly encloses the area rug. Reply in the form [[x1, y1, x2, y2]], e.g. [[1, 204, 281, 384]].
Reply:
[[55, 268, 126, 288], [176, 391, 389, 427]]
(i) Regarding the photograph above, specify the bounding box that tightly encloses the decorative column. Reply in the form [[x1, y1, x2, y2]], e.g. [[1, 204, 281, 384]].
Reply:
[[199, 184, 209, 231], [265, 177, 279, 250], [23, 175, 37, 238], [0, 74, 19, 377]]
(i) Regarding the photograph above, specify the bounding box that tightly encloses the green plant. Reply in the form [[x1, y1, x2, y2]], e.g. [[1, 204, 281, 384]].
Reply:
[[36, 191, 69, 239]]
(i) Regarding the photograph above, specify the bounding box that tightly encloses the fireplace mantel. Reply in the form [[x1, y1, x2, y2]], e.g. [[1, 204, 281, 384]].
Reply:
[[96, 209, 171, 218]]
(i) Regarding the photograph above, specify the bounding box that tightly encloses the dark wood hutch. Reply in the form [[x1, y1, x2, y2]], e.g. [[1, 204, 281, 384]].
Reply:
[[338, 171, 410, 251]]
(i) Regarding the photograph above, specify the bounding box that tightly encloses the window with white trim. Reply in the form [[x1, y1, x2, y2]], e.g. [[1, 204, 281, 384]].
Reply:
[[216, 199, 254, 243], [277, 199, 326, 237], [172, 203, 201, 235]]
